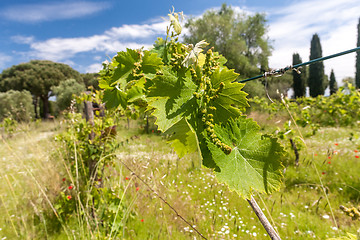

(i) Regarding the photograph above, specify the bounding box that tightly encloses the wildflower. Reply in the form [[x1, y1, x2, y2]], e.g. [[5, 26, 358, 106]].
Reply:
[[314, 154, 318, 156], [322, 214, 330, 219], [140, 219, 144, 222], [125, 177, 130, 180], [62, 178, 66, 182], [136, 187, 140, 191], [355, 150, 358, 153], [68, 186, 73, 190], [67, 195, 72, 200], [328, 161, 331, 164], [355, 156, 359, 158], [328, 156, 331, 159], [322, 172, 326, 175], [334, 143, 338, 146]]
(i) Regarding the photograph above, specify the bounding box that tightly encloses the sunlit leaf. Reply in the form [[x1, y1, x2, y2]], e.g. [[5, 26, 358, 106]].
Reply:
[[207, 117, 285, 199]]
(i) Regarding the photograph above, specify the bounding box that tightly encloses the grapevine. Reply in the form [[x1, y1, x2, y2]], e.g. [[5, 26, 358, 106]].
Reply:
[[99, 10, 285, 238]]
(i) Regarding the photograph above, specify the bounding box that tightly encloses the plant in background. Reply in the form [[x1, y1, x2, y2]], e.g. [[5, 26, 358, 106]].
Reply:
[[0, 117, 18, 137], [50, 89, 125, 237]]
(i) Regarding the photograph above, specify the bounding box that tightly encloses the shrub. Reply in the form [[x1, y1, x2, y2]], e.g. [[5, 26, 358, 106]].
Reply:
[[0, 90, 34, 122]]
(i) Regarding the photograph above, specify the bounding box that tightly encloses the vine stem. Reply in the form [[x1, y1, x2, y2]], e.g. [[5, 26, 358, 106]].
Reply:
[[247, 195, 281, 240], [117, 157, 208, 240]]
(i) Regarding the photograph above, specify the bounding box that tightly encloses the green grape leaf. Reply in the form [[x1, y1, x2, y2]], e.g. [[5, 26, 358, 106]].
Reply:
[[164, 117, 198, 158], [141, 51, 163, 80], [98, 79, 112, 90], [103, 88, 127, 109], [209, 68, 249, 124], [126, 78, 147, 104], [112, 49, 139, 84], [151, 37, 170, 63], [207, 117, 285, 199], [148, 66, 197, 131]]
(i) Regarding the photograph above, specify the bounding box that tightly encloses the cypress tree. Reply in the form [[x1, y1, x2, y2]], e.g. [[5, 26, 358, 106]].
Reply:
[[308, 34, 325, 97], [292, 53, 306, 98], [356, 18, 360, 89], [329, 69, 338, 95]]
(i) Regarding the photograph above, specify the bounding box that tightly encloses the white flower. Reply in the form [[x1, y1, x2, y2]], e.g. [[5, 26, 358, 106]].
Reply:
[[322, 214, 330, 219]]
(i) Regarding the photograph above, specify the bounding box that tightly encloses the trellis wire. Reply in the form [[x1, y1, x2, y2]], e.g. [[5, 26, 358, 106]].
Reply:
[[238, 46, 360, 83]]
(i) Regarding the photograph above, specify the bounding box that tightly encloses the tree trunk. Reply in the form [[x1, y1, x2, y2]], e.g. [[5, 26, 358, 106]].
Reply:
[[40, 95, 50, 119], [33, 96, 39, 119]]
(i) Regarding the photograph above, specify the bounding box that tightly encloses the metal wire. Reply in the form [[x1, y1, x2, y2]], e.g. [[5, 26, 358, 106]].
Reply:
[[238, 46, 360, 83]]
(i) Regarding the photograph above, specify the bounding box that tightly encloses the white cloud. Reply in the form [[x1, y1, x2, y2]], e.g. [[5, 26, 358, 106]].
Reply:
[[1, 1, 110, 23], [267, 0, 360, 81], [0, 53, 12, 69], [13, 20, 166, 63], [11, 35, 35, 44], [105, 21, 167, 39], [11, 19, 169, 72], [86, 63, 103, 73]]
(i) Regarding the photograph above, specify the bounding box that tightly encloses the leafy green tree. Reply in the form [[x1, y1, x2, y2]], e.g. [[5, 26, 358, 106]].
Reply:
[[0, 60, 82, 118], [356, 17, 360, 89], [51, 79, 86, 112], [0, 90, 34, 122], [329, 69, 338, 95], [81, 73, 99, 90], [308, 34, 325, 97], [184, 3, 272, 79], [292, 53, 306, 98]]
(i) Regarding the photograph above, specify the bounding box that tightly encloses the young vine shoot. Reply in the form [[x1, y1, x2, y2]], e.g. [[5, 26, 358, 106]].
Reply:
[[99, 11, 285, 200]]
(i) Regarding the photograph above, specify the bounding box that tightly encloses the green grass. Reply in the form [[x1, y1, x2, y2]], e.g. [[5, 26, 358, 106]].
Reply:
[[1, 117, 360, 239]]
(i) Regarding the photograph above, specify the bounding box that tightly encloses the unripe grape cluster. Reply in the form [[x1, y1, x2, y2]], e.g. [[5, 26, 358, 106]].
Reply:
[[169, 42, 186, 71], [132, 53, 145, 79], [191, 48, 232, 155]]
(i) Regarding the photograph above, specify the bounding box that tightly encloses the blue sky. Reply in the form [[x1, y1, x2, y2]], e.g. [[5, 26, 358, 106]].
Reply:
[[0, 0, 359, 82]]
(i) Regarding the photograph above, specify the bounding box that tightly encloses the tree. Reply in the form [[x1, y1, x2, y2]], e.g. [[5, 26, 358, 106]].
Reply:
[[329, 69, 338, 95], [51, 79, 86, 112], [308, 34, 325, 97], [356, 17, 360, 89], [292, 53, 306, 98], [0, 60, 82, 118], [184, 4, 272, 79], [81, 73, 100, 90]]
